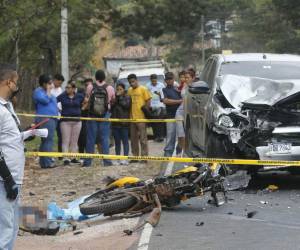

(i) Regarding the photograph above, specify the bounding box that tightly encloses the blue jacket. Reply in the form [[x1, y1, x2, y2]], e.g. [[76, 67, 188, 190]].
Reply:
[[33, 87, 58, 116], [57, 92, 84, 121]]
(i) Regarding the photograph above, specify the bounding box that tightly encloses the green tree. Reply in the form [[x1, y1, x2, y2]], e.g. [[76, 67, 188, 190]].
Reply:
[[0, 0, 115, 73], [0, 0, 116, 110], [229, 0, 300, 54], [111, 0, 249, 67]]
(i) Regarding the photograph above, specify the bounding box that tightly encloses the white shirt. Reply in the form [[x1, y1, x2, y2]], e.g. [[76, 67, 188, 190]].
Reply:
[[51, 87, 63, 115], [51, 87, 63, 98], [0, 98, 25, 184], [177, 85, 187, 112], [146, 82, 165, 108]]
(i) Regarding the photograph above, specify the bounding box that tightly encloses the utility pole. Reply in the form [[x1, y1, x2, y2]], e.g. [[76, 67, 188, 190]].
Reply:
[[15, 35, 19, 71], [201, 15, 205, 66], [61, 0, 69, 88], [12, 21, 20, 71]]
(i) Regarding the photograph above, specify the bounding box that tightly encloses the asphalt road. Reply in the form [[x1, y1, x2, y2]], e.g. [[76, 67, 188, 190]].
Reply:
[[136, 164, 300, 250]]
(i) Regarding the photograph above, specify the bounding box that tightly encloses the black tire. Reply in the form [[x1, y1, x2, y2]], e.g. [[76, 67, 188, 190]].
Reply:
[[80, 193, 137, 216]]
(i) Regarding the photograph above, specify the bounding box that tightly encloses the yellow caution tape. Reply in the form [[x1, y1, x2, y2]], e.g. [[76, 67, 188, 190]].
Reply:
[[17, 113, 181, 123], [25, 152, 300, 166]]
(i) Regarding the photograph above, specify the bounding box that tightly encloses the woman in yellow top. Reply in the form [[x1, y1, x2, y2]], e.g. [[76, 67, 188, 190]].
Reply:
[[127, 74, 151, 163]]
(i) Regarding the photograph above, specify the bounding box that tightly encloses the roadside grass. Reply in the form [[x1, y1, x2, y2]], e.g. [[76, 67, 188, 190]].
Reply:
[[25, 135, 58, 152]]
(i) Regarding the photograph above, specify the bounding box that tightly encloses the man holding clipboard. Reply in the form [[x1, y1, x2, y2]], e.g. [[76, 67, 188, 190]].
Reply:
[[0, 64, 47, 250]]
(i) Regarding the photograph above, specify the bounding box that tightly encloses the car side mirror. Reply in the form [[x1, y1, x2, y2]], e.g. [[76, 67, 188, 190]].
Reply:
[[188, 81, 210, 94]]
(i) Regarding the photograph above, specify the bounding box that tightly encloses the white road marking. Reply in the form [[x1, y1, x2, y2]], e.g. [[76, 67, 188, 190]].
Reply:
[[137, 158, 175, 250], [137, 223, 154, 250], [164, 160, 174, 176]]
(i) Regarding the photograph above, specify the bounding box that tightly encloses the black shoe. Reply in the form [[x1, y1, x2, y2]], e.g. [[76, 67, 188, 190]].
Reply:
[[64, 159, 71, 166], [129, 160, 139, 164], [70, 159, 81, 165]]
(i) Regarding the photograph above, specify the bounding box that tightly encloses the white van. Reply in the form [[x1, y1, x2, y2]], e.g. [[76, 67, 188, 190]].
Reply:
[[116, 60, 166, 88]]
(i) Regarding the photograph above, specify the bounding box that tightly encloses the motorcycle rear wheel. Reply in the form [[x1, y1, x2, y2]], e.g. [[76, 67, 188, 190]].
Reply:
[[80, 193, 137, 216]]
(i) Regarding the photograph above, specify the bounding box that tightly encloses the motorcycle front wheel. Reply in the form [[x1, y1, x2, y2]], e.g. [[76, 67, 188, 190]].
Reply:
[[80, 193, 138, 216]]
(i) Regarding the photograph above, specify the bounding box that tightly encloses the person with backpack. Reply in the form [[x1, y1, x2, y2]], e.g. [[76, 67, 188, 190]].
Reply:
[[82, 70, 115, 167]]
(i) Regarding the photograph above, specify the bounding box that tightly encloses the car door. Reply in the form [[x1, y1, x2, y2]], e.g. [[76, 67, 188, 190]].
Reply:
[[198, 58, 218, 149], [188, 58, 213, 149]]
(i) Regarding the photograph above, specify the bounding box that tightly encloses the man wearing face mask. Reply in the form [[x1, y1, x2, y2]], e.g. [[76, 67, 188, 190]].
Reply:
[[0, 64, 25, 250]]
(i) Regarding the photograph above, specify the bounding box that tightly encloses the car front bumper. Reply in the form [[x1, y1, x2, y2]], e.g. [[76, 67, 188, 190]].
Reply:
[[256, 146, 300, 161]]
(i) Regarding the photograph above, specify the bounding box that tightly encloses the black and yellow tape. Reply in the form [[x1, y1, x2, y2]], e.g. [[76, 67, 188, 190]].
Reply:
[[25, 152, 300, 166], [17, 113, 181, 123]]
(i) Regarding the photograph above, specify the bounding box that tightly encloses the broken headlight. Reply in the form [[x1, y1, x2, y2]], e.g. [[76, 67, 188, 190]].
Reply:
[[218, 115, 234, 128]]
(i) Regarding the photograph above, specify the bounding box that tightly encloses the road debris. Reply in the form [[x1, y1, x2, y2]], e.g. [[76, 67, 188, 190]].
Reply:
[[195, 222, 205, 226], [123, 229, 133, 236], [247, 211, 258, 218], [266, 184, 279, 192], [260, 201, 268, 205], [73, 231, 83, 235], [62, 191, 77, 197], [224, 171, 251, 191]]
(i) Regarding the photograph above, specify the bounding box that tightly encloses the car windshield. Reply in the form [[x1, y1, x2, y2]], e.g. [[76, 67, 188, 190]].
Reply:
[[116, 75, 165, 89], [220, 61, 300, 80]]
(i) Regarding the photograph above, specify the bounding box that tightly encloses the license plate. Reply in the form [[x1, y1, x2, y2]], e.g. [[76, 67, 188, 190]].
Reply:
[[268, 143, 292, 154]]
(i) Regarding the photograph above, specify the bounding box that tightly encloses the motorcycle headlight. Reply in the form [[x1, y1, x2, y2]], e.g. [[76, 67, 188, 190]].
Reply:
[[218, 115, 234, 128]]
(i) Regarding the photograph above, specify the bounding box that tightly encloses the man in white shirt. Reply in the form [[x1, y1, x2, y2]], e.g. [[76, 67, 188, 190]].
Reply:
[[0, 64, 26, 250], [51, 73, 64, 154], [146, 74, 166, 142], [51, 73, 64, 98]]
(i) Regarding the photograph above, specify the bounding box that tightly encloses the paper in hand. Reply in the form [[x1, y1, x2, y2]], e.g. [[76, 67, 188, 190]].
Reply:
[[33, 128, 48, 138], [22, 130, 34, 141]]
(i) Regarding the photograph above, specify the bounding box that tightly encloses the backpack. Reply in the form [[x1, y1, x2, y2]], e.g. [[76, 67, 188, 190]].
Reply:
[[89, 83, 109, 116]]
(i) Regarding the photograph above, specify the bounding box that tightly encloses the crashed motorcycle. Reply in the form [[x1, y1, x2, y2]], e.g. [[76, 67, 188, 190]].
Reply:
[[79, 163, 228, 223]]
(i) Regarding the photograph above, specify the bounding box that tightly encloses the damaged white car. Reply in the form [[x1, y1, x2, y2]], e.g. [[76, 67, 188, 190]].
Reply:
[[185, 53, 300, 171]]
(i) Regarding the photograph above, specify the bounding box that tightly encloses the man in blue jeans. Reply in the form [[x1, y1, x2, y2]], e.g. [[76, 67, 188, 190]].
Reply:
[[83, 70, 115, 167], [33, 74, 58, 169], [162, 72, 183, 157]]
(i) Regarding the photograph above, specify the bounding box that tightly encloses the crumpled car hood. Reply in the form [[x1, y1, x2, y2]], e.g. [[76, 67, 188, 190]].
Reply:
[[218, 74, 300, 109]]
